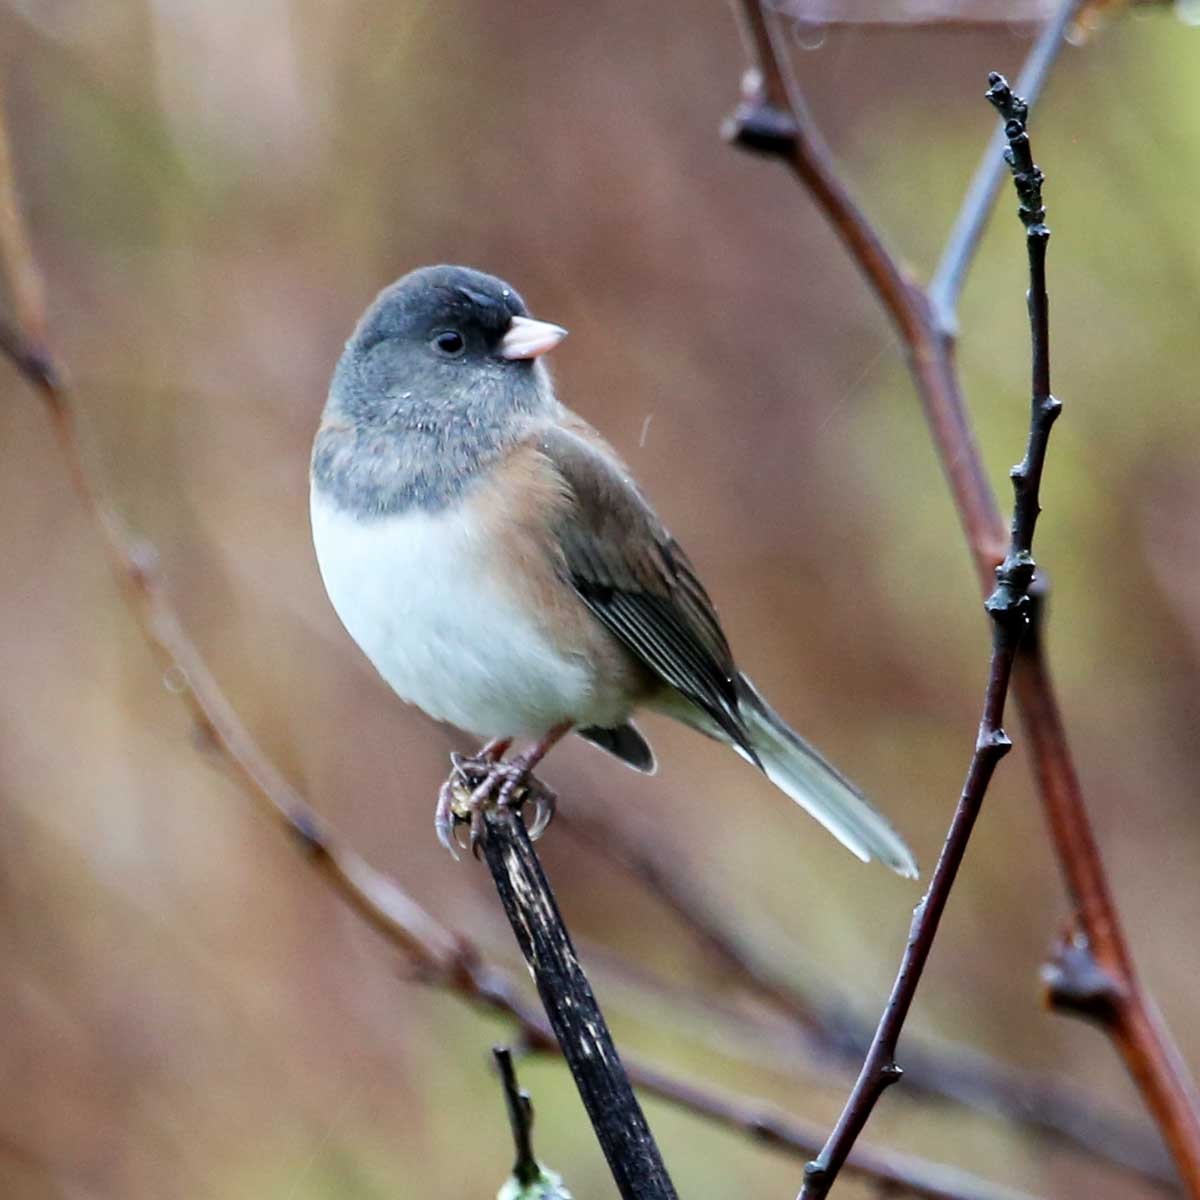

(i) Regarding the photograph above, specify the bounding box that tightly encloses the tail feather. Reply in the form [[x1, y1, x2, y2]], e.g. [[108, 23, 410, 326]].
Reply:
[[736, 677, 918, 877], [652, 677, 918, 878]]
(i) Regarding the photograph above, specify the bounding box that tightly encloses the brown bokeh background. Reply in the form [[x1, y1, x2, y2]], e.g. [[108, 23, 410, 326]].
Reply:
[[1, 3, 1199, 1197]]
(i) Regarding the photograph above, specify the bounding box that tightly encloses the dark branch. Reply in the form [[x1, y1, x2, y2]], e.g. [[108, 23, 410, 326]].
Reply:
[[493, 1046, 573, 1198], [495, 1047, 542, 1187], [929, 0, 1077, 335], [986, 81, 1200, 1180], [479, 808, 678, 1200], [797, 73, 1061, 1200]]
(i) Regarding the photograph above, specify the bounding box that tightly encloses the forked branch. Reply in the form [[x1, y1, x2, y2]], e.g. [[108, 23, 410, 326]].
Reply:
[[796, 75, 1061, 1199], [726, 1, 1200, 1193]]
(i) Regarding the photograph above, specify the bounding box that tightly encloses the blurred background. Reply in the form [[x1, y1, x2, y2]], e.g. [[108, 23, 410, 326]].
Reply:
[[1, 2, 1198, 1197]]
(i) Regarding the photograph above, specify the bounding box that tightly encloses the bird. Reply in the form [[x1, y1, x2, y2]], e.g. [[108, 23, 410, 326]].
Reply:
[[310, 265, 917, 877]]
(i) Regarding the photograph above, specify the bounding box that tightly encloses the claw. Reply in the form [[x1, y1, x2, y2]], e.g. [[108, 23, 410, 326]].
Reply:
[[527, 787, 557, 841], [435, 779, 460, 861], [454, 820, 472, 855]]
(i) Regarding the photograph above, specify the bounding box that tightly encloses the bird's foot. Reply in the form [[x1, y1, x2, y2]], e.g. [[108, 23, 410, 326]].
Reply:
[[435, 739, 512, 855], [435, 752, 556, 860]]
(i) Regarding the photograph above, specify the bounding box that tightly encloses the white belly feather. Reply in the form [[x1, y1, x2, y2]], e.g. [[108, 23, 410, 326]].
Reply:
[[310, 488, 599, 738]]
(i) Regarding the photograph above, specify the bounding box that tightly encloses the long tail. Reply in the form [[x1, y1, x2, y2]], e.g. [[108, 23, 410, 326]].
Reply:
[[653, 677, 918, 878], [737, 677, 917, 877]]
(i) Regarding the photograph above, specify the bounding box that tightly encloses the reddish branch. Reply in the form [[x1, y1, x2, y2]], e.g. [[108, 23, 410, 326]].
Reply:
[[0, 91, 1034, 1200], [727, 1, 1200, 1195]]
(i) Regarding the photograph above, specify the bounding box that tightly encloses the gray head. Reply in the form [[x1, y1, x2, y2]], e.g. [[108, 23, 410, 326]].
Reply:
[[313, 265, 568, 515]]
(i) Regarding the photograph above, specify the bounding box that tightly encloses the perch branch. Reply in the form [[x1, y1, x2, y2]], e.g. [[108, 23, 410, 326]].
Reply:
[[479, 809, 678, 1200], [727, 2, 1200, 1192], [0, 84, 1034, 1200]]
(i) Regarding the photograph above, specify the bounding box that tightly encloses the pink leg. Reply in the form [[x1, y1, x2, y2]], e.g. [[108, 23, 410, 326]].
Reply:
[[479, 737, 513, 762], [495, 722, 572, 806]]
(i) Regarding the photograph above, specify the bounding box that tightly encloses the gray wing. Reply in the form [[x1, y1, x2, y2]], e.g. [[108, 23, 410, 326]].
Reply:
[[537, 424, 757, 762]]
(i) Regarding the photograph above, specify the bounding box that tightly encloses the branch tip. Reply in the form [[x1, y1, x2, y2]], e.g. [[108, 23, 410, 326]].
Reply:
[[986, 73, 1049, 232], [495, 1046, 541, 1187]]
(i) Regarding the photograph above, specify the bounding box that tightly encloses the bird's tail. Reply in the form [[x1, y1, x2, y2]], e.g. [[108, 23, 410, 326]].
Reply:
[[736, 676, 917, 877], [652, 676, 918, 878]]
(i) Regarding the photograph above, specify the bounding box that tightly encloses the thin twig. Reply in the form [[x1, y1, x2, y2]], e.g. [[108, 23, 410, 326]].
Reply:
[[494, 1047, 544, 1189], [798, 74, 1062, 1198], [726, 3, 1200, 1192]]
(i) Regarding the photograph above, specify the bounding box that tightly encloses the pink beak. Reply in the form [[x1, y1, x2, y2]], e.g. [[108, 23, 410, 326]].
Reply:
[[499, 315, 568, 360]]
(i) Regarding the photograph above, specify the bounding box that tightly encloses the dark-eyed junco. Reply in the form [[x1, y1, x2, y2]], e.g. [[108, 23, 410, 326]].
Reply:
[[310, 265, 916, 876]]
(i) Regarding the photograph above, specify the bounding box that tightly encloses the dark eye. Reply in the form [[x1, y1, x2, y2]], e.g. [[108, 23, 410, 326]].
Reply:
[[432, 330, 465, 357]]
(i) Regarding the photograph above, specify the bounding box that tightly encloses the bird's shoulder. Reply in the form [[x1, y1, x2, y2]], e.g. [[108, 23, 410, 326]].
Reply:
[[521, 414, 675, 594]]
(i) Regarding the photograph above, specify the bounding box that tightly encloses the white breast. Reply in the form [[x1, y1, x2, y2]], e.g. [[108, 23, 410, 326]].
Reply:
[[310, 488, 600, 739]]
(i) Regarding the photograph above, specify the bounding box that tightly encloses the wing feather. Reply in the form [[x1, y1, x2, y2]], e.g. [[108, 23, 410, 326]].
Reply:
[[536, 424, 755, 758]]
